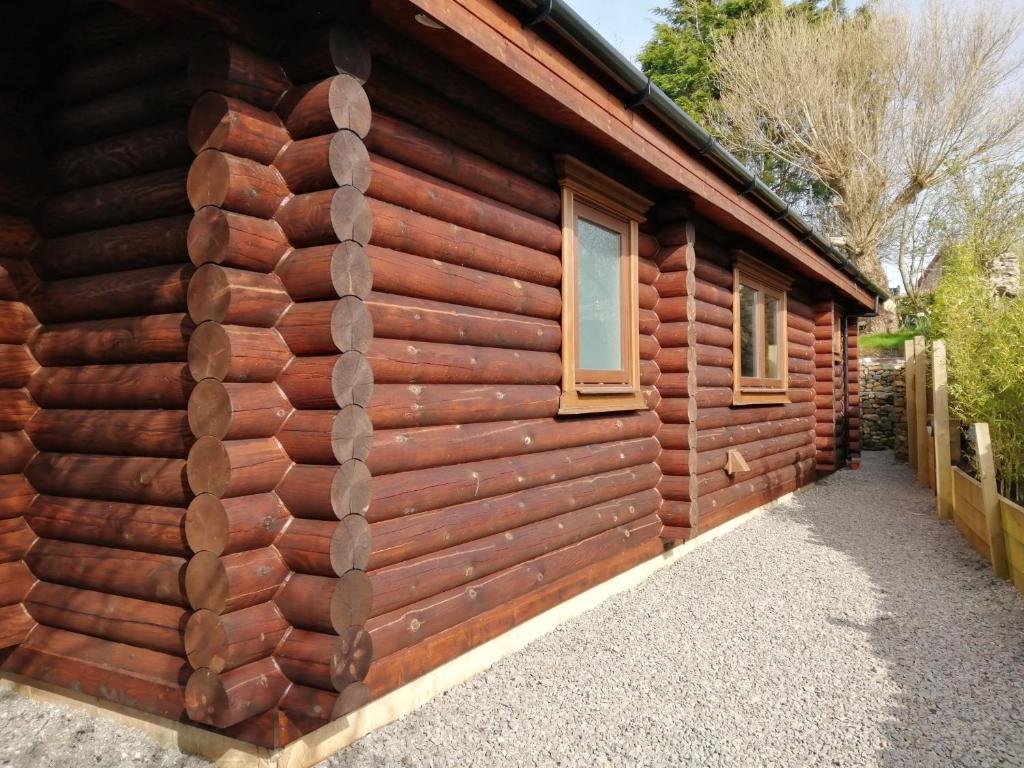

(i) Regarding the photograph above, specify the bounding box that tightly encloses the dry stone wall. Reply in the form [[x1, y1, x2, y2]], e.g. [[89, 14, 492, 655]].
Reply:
[[859, 358, 908, 460]]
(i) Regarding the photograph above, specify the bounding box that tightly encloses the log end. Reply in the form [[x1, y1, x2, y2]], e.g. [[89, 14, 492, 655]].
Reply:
[[188, 321, 231, 382], [184, 667, 229, 726], [187, 150, 232, 212], [331, 681, 370, 720], [330, 185, 373, 246], [330, 459, 371, 518], [331, 405, 373, 463], [188, 376, 233, 439], [329, 130, 372, 192], [331, 352, 373, 409], [330, 241, 372, 299], [186, 435, 231, 497], [330, 296, 372, 354], [185, 493, 229, 555], [330, 514, 371, 573], [187, 263, 232, 325], [184, 609, 228, 672], [184, 550, 229, 613], [329, 75, 372, 138], [330, 625, 373, 690], [329, 569, 372, 632]]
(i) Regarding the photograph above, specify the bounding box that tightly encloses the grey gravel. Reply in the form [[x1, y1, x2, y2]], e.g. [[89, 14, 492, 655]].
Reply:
[[3, 452, 1024, 768]]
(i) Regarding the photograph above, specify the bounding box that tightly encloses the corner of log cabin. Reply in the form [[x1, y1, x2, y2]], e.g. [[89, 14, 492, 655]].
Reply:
[[0, 0, 879, 754]]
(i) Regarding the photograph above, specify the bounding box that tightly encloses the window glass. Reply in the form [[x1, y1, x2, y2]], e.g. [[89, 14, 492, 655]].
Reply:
[[577, 216, 622, 372], [764, 294, 780, 378], [739, 284, 758, 377]]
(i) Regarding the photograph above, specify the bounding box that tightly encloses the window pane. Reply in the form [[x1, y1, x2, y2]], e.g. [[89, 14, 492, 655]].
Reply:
[[739, 284, 758, 377], [577, 216, 622, 371], [764, 294, 780, 378]]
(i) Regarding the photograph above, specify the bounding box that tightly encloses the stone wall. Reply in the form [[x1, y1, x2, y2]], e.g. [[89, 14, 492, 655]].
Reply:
[[860, 358, 908, 460]]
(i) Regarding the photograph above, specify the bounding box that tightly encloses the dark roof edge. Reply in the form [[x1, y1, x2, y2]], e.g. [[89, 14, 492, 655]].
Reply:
[[516, 0, 886, 308]]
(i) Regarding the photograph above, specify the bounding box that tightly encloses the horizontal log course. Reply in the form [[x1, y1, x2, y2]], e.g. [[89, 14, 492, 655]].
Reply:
[[2, 625, 187, 718], [29, 362, 191, 410], [0, 434, 34, 475], [26, 495, 187, 556], [695, 322, 732, 349], [274, 299, 368, 357], [187, 92, 288, 165], [273, 515, 370, 576], [693, 278, 732, 309], [186, 436, 291, 498], [0, 474, 35, 519], [47, 119, 193, 193], [276, 244, 356, 303], [698, 430, 813, 475], [658, 449, 688, 476], [187, 150, 288, 218], [370, 383, 559, 430], [0, 307, 35, 349], [365, 527, 663, 698], [26, 408, 191, 458], [25, 452, 189, 506], [187, 264, 291, 327], [698, 458, 817, 529], [184, 492, 289, 556], [695, 366, 733, 388], [0, 561, 35, 606], [369, 410, 660, 477], [280, 23, 372, 84], [371, 462, 659, 570], [787, 313, 815, 336], [276, 625, 373, 693], [658, 474, 690, 502], [694, 259, 731, 287], [698, 443, 817, 498], [370, 487, 659, 616], [370, 435, 659, 523], [697, 415, 817, 453], [694, 387, 733, 409], [368, 156, 560, 254], [696, 401, 816, 431], [368, 244, 560, 320], [366, 63, 552, 185], [48, 29, 195, 107], [370, 291, 560, 353], [271, 131, 367, 195], [188, 379, 291, 440], [28, 263, 192, 325], [33, 215, 190, 280], [184, 602, 288, 672], [39, 166, 190, 238], [789, 357, 815, 376], [370, 199, 559, 287], [693, 299, 732, 328], [366, 113, 559, 222], [0, 516, 35, 563], [30, 313, 192, 367], [188, 321, 292, 382], [368, 511, 659, 660], [26, 538, 187, 606], [276, 74, 371, 140], [656, 396, 691, 425], [657, 423, 690, 451], [655, 346, 686, 374], [276, 459, 371, 521], [0, 390, 36, 432], [274, 570, 372, 634], [0, 603, 35, 649], [48, 73, 192, 150], [788, 387, 815, 403], [273, 352, 371, 411], [185, 547, 289, 614], [0, 343, 35, 395], [659, 500, 692, 529], [188, 35, 291, 110], [25, 582, 187, 656], [788, 326, 816, 349], [185, 657, 289, 729], [368, 338, 560, 386], [639, 308, 660, 336], [188, 207, 288, 273], [639, 334, 660, 361], [696, 344, 732, 369], [274, 186, 372, 247]]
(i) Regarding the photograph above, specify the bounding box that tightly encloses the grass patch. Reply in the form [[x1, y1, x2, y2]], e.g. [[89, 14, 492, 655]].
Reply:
[[860, 327, 918, 351]]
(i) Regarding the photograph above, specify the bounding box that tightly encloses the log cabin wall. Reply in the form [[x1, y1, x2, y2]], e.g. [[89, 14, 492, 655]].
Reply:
[[689, 232, 819, 534], [356, 19, 665, 700], [846, 321, 861, 465]]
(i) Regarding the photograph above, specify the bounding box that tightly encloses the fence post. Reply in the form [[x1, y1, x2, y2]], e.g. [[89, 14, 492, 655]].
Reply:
[[975, 422, 1009, 579], [905, 339, 917, 469], [932, 340, 952, 520], [915, 336, 928, 485]]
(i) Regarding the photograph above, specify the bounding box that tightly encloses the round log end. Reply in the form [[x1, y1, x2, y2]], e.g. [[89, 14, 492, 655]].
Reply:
[[187, 435, 231, 497], [330, 296, 372, 354], [330, 241, 372, 299], [331, 681, 370, 720], [187, 263, 232, 324], [329, 26, 372, 84], [330, 186, 373, 246], [185, 667, 230, 726], [188, 377, 232, 439], [330, 569, 372, 632], [185, 493, 229, 555], [331, 404, 373, 463], [188, 321, 231, 382], [187, 150, 232, 211], [330, 625, 373, 690], [331, 351, 373, 408], [329, 130, 372, 192], [330, 514, 371, 573], [185, 550, 229, 613], [329, 75, 372, 138], [188, 206, 230, 266], [184, 609, 228, 672], [330, 459, 372, 518], [187, 92, 232, 155]]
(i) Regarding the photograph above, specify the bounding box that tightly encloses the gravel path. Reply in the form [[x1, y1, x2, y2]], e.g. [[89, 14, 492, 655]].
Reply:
[[4, 452, 1024, 767]]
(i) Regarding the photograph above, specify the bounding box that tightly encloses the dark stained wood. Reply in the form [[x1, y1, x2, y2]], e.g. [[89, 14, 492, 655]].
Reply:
[[188, 36, 290, 110], [29, 363, 193, 410], [188, 207, 289, 273], [184, 492, 288, 556], [25, 452, 190, 507], [187, 92, 288, 165], [187, 264, 291, 326], [185, 657, 289, 729], [187, 379, 291, 439], [186, 436, 291, 498], [184, 547, 289, 613], [184, 602, 288, 672], [275, 75, 371, 140]]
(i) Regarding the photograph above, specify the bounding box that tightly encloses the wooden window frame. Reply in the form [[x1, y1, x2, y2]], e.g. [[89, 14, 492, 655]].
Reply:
[[557, 156, 651, 415], [732, 252, 792, 405]]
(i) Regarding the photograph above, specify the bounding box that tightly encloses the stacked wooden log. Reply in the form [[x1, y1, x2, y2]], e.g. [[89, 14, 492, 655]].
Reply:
[[846, 321, 861, 465], [181, 21, 377, 744], [652, 215, 695, 541], [3, 8, 196, 717], [689, 243, 818, 533], [355, 22, 665, 700], [812, 301, 843, 472]]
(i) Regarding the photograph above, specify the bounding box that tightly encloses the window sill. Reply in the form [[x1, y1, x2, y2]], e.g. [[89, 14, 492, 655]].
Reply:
[[558, 390, 646, 415], [732, 391, 791, 406]]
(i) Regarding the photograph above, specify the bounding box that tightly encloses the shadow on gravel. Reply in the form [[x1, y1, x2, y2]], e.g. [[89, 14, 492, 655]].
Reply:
[[779, 452, 1024, 766]]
